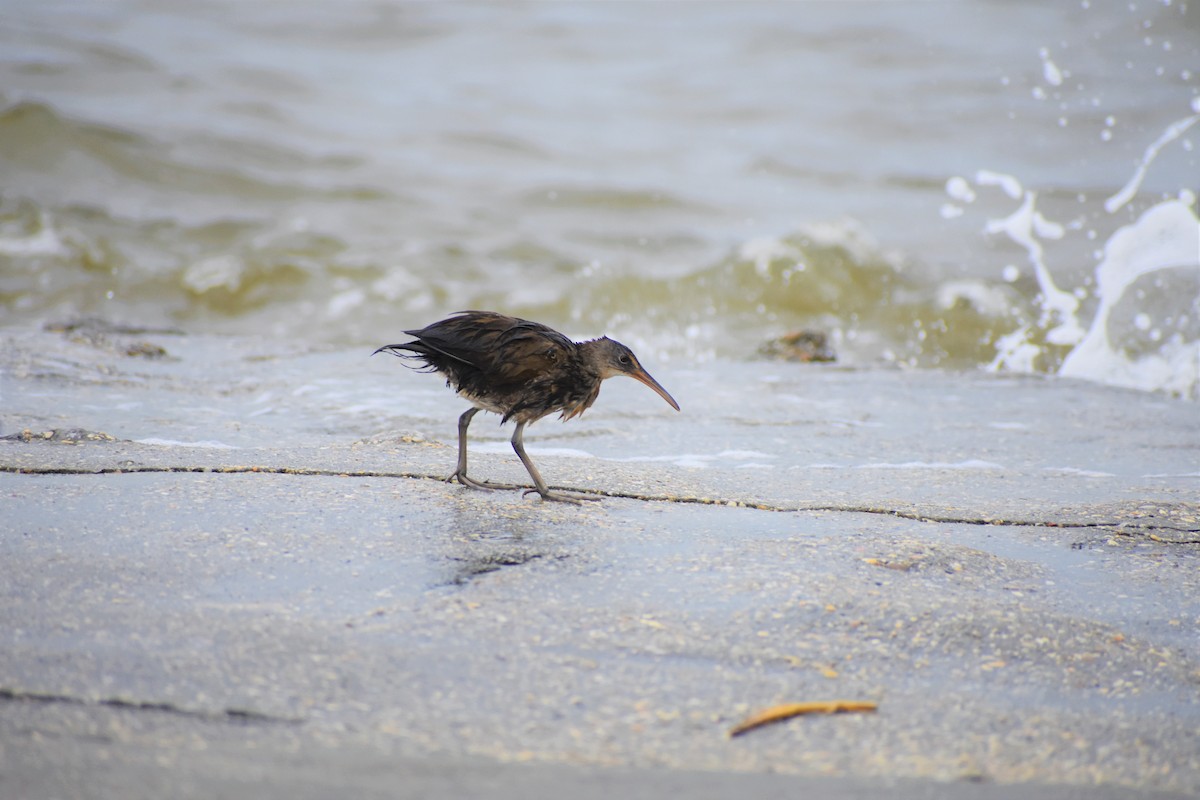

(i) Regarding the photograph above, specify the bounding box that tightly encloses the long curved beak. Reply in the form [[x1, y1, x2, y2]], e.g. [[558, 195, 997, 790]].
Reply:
[[629, 367, 680, 411]]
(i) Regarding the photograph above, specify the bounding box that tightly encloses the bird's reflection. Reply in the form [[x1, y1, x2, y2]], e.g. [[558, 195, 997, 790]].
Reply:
[[433, 499, 563, 587]]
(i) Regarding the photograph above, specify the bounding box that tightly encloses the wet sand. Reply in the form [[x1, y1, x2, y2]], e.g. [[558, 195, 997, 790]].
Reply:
[[2, 326, 1198, 798]]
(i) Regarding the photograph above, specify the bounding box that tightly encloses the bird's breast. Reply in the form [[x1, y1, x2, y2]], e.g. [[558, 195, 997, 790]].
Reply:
[[457, 389, 513, 418], [455, 370, 601, 425], [557, 383, 601, 421]]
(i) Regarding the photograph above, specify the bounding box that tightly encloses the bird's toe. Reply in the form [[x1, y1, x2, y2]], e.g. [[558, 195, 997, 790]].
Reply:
[[448, 471, 520, 491], [522, 488, 600, 504]]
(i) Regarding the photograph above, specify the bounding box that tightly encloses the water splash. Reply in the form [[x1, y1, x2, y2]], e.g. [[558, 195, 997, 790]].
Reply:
[[977, 172, 1084, 350], [1104, 103, 1200, 214], [1059, 199, 1200, 398], [949, 100, 1200, 399], [1038, 47, 1064, 88]]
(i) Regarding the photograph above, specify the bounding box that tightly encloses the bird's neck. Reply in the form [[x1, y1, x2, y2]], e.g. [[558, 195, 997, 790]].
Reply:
[[576, 338, 614, 380]]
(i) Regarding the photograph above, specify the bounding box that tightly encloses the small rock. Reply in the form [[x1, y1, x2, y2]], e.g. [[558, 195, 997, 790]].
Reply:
[[1, 428, 116, 444], [757, 330, 837, 362]]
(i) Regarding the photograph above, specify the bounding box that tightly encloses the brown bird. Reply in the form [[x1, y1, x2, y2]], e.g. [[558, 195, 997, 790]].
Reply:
[[374, 310, 680, 503]]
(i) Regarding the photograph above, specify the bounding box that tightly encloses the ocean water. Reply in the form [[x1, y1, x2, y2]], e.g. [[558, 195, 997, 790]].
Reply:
[[1, 1, 1197, 397]]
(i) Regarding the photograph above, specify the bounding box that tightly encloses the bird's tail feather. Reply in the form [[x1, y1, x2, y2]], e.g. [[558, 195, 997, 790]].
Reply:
[[371, 343, 442, 372]]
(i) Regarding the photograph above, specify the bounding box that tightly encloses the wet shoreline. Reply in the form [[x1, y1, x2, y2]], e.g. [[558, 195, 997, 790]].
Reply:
[[2, 326, 1198, 797]]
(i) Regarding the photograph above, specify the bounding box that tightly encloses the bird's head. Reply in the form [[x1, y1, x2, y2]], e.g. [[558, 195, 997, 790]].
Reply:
[[588, 337, 680, 411]]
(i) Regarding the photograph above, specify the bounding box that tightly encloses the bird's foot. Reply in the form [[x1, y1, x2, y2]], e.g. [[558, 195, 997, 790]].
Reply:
[[522, 488, 602, 505], [446, 471, 521, 491]]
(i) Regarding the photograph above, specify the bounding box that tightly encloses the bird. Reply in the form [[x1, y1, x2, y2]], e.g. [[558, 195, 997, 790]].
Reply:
[[373, 310, 680, 503]]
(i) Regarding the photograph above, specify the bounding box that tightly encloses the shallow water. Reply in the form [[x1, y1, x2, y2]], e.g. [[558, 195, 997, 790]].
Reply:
[[6, 328, 1195, 493], [1, 1, 1198, 397]]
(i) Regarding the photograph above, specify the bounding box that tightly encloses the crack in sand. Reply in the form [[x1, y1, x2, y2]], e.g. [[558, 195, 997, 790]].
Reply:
[[4, 463, 1198, 541], [0, 686, 302, 725]]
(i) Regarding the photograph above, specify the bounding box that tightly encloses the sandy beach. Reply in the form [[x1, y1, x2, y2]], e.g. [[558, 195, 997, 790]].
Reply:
[[2, 326, 1197, 799]]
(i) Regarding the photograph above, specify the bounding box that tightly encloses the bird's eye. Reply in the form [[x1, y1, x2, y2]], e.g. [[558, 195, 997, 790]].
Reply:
[[619, 353, 631, 365]]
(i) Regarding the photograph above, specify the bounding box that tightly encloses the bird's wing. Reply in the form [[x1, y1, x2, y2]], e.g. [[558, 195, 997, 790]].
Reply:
[[487, 319, 576, 388], [403, 311, 575, 388], [401, 312, 511, 369]]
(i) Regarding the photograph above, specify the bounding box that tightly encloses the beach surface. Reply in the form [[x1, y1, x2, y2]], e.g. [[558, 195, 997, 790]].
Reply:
[[2, 325, 1198, 799]]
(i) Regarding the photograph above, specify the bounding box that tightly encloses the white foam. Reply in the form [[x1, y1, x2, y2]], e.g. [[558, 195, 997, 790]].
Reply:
[[472, 441, 594, 459], [988, 326, 1042, 374], [855, 459, 1005, 471], [717, 449, 776, 460], [983, 187, 1084, 348], [1104, 112, 1199, 213], [964, 94, 1200, 399], [1039, 48, 1064, 87], [797, 460, 1005, 471], [182, 254, 244, 294], [0, 223, 69, 256], [738, 236, 800, 278], [937, 280, 1011, 317], [610, 449, 775, 469], [624, 454, 714, 469], [327, 288, 366, 317], [1042, 467, 1116, 478], [135, 438, 239, 449], [795, 217, 886, 266], [945, 176, 976, 203], [1059, 199, 1200, 398], [976, 169, 1023, 200], [987, 421, 1028, 430]]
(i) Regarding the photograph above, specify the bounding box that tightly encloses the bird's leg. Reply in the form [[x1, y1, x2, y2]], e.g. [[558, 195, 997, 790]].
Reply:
[[510, 422, 599, 504], [447, 407, 520, 491]]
